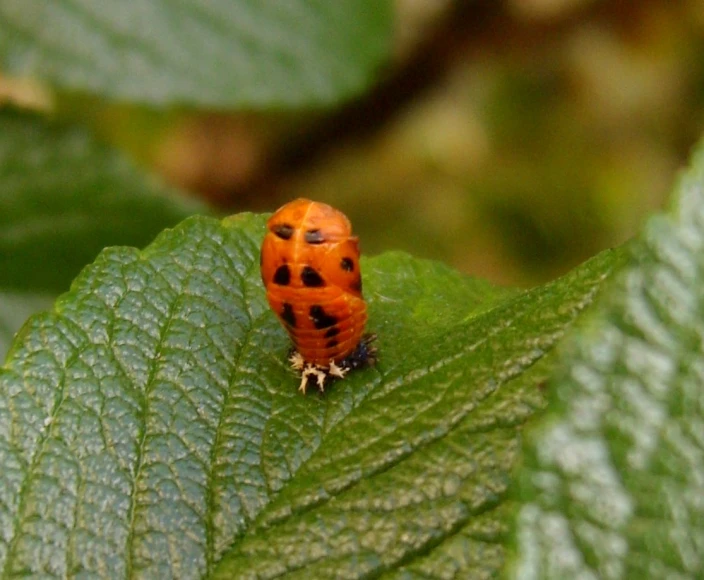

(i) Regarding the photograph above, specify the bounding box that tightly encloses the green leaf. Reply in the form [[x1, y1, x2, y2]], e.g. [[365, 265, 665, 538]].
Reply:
[[0, 109, 204, 294], [512, 143, 704, 578], [0, 1, 393, 107], [0, 210, 621, 578], [0, 290, 53, 359]]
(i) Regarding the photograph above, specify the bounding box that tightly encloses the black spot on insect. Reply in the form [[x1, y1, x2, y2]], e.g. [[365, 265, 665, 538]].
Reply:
[[281, 303, 296, 327], [273, 265, 291, 286], [324, 327, 339, 338], [305, 229, 325, 244], [326, 339, 339, 348], [340, 257, 354, 272], [273, 224, 294, 240], [301, 266, 325, 287], [350, 276, 362, 292], [309, 305, 338, 329]]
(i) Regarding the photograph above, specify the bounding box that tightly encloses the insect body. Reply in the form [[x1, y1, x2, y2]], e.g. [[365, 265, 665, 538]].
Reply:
[[260, 198, 376, 392]]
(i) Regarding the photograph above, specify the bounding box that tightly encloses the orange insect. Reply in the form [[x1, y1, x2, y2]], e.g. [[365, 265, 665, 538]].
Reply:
[[261, 198, 376, 392]]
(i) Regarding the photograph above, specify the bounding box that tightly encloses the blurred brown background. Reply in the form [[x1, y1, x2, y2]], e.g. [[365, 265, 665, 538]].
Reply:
[[6, 0, 704, 286]]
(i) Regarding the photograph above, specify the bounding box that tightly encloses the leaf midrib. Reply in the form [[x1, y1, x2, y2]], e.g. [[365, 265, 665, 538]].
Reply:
[[204, 245, 263, 574], [123, 242, 209, 577]]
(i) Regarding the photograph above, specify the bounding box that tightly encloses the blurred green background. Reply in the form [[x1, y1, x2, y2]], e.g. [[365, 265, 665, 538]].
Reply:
[[4, 0, 703, 286]]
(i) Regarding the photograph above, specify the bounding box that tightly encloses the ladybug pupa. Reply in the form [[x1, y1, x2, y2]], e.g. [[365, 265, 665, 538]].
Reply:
[[260, 198, 377, 393]]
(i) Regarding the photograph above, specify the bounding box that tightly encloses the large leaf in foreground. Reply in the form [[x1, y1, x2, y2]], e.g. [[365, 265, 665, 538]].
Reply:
[[0, 213, 621, 578], [0, 109, 204, 293], [512, 144, 704, 578], [0, 1, 392, 107]]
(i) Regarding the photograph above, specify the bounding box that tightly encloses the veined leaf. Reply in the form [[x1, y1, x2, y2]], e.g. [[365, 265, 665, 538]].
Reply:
[[0, 1, 393, 107], [0, 213, 621, 578], [512, 143, 704, 578]]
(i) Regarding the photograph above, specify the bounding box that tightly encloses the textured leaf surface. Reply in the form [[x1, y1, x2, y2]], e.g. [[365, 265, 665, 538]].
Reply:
[[0, 213, 620, 578], [512, 143, 704, 578], [0, 1, 392, 107], [0, 109, 203, 294]]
